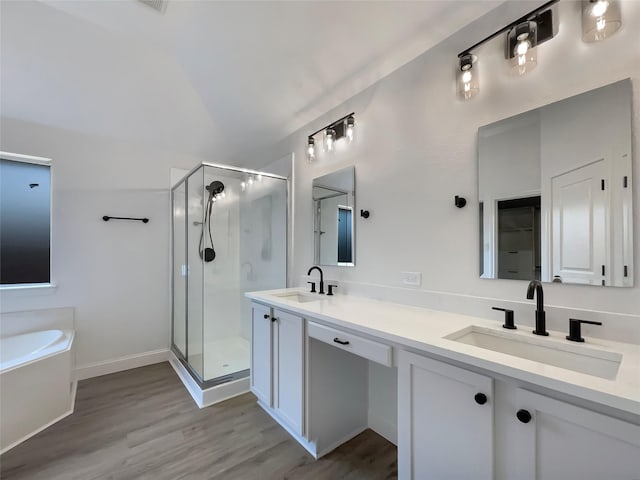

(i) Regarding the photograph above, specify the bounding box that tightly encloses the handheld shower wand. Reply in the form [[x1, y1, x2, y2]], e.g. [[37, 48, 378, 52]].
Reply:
[[199, 180, 225, 262]]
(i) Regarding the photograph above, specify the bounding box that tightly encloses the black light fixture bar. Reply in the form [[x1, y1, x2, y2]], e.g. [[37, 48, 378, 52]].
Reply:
[[458, 0, 559, 58], [308, 112, 355, 139]]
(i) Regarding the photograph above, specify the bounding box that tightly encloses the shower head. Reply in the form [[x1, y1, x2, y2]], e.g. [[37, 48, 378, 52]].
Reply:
[[206, 180, 225, 196]]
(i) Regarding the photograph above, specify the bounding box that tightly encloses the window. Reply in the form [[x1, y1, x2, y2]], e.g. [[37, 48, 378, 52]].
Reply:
[[0, 153, 52, 285]]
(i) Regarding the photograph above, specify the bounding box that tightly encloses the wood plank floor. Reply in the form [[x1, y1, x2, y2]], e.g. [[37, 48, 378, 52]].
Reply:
[[0, 362, 397, 480]]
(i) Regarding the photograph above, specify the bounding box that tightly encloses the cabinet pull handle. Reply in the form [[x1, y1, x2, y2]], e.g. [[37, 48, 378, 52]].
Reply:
[[333, 337, 350, 345], [517, 409, 532, 424], [474, 393, 488, 405], [263, 314, 270, 319], [271, 317, 278, 322]]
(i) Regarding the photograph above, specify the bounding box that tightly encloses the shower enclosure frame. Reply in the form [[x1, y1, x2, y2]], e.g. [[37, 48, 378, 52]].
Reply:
[[170, 161, 289, 389]]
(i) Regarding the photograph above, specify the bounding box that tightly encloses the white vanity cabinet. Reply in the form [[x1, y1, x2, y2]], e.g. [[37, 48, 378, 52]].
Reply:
[[398, 350, 494, 480], [250, 303, 273, 406], [250, 303, 305, 436], [399, 350, 640, 480], [508, 388, 640, 480]]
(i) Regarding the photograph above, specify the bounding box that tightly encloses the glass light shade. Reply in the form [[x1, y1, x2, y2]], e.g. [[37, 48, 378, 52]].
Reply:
[[508, 21, 537, 76], [457, 54, 479, 100], [345, 116, 355, 143], [306, 137, 316, 162], [325, 128, 336, 152], [582, 0, 621, 42]]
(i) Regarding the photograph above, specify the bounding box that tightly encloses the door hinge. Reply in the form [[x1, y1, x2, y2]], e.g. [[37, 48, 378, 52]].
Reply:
[[601, 265, 605, 276], [623, 176, 628, 188], [601, 179, 605, 191], [624, 265, 628, 277]]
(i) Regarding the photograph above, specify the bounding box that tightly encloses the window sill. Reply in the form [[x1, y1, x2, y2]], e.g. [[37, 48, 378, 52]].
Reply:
[[0, 283, 58, 297]]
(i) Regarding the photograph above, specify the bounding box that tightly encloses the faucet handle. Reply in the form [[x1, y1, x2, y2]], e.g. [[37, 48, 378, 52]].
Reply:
[[307, 281, 316, 293], [566, 318, 602, 343], [492, 307, 516, 330], [327, 284, 338, 296]]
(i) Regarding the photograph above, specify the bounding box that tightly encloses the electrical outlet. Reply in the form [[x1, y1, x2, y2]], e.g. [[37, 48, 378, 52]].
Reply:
[[401, 271, 422, 286]]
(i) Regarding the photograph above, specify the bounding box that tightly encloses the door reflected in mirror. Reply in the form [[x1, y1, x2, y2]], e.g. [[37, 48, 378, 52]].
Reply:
[[313, 166, 355, 266], [478, 79, 633, 287]]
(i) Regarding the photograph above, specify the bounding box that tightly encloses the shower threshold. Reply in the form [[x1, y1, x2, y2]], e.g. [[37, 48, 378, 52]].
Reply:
[[169, 338, 250, 408]]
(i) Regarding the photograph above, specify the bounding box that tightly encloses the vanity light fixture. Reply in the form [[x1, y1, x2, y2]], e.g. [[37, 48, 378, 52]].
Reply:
[[305, 112, 356, 162], [582, 0, 622, 42], [456, 0, 558, 97], [457, 54, 479, 100]]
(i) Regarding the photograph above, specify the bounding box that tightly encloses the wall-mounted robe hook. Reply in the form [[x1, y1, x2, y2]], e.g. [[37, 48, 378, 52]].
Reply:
[[454, 196, 467, 208], [360, 210, 370, 219]]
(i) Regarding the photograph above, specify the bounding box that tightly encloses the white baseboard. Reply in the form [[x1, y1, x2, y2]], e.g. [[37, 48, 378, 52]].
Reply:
[[368, 410, 398, 446], [75, 349, 169, 381]]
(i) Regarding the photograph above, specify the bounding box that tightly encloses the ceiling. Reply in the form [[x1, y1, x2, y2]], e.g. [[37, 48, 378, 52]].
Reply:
[[1, 0, 503, 166]]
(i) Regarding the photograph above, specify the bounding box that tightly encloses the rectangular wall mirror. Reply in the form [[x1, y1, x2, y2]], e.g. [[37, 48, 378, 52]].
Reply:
[[478, 79, 633, 287], [313, 166, 355, 266]]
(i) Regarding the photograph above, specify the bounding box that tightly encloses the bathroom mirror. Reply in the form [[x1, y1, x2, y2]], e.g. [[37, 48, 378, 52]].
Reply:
[[478, 79, 633, 287], [313, 166, 355, 266]]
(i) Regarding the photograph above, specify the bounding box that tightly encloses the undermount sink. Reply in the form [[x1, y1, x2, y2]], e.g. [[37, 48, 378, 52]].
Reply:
[[445, 326, 622, 380], [273, 292, 322, 303]]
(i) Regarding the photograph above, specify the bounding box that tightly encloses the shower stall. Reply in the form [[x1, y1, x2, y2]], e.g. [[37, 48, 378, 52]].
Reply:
[[171, 163, 287, 392]]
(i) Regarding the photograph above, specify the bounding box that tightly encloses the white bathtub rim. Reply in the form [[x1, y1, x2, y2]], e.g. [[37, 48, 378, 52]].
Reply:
[[0, 329, 75, 374]]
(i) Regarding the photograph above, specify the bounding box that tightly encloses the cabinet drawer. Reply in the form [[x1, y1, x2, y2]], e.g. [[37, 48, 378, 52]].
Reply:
[[307, 321, 392, 367]]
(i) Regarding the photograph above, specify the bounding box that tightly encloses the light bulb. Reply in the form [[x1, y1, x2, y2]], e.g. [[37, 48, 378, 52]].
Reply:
[[257, 174, 262, 182], [248, 176, 254, 185], [591, 0, 608, 17], [222, 191, 226, 198], [241, 181, 246, 191]]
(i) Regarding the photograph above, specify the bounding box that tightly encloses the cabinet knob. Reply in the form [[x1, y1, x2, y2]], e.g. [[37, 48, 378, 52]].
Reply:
[[517, 409, 532, 424], [271, 317, 278, 322], [474, 393, 488, 405], [263, 314, 270, 319]]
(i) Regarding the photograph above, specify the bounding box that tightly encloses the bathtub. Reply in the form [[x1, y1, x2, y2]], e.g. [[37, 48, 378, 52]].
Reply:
[[0, 329, 75, 454]]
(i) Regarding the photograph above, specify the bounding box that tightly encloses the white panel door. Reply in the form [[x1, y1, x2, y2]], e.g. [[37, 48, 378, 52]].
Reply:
[[398, 350, 494, 480], [551, 159, 608, 285], [514, 389, 640, 480], [250, 303, 272, 406], [273, 309, 304, 436]]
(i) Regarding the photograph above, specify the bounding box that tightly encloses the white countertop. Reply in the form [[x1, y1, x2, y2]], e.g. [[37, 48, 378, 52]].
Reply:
[[246, 288, 640, 417]]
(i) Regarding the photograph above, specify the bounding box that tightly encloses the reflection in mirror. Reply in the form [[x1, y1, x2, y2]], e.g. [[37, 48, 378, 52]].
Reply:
[[478, 79, 633, 287], [313, 166, 355, 266]]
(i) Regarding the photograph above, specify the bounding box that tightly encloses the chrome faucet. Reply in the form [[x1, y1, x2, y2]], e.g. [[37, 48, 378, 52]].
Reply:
[[526, 280, 548, 336], [307, 266, 325, 294]]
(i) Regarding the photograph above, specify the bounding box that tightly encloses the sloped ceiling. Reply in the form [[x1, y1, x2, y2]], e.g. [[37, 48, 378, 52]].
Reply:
[[1, 0, 503, 166]]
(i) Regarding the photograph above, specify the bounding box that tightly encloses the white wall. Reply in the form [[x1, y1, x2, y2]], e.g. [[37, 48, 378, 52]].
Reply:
[[0, 117, 205, 373], [252, 0, 640, 318]]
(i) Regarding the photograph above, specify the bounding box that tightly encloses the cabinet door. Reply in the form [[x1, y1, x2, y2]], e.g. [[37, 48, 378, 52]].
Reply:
[[398, 350, 494, 480], [273, 309, 304, 436], [250, 303, 272, 406], [514, 389, 640, 480]]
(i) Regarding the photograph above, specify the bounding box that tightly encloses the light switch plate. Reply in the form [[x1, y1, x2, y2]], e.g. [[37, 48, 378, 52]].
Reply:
[[401, 271, 422, 286]]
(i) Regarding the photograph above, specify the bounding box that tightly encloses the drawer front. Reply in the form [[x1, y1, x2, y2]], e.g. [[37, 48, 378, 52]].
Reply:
[[307, 321, 392, 367]]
